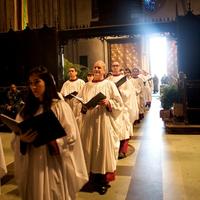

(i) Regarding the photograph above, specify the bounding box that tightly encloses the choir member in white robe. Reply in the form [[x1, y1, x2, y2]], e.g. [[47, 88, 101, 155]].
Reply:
[[76, 60, 123, 195], [131, 67, 146, 122], [124, 67, 139, 123], [12, 66, 88, 200], [60, 67, 85, 112], [107, 62, 134, 159], [138, 70, 153, 108]]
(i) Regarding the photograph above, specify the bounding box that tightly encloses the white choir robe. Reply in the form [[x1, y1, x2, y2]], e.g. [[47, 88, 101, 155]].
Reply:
[[12, 100, 88, 200], [146, 74, 153, 102], [0, 137, 7, 178], [76, 79, 123, 174], [107, 75, 135, 138], [127, 78, 139, 123], [130, 77, 145, 115], [138, 74, 152, 104], [60, 79, 85, 112]]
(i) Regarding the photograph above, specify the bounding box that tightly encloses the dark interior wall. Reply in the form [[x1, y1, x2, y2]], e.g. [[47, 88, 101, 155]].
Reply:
[[0, 31, 23, 86], [0, 27, 58, 86], [177, 11, 200, 124], [91, 0, 143, 26], [177, 12, 200, 80]]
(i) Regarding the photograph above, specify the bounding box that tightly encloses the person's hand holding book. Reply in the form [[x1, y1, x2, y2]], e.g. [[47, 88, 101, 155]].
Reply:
[[100, 98, 112, 112], [19, 129, 38, 143], [99, 98, 109, 107], [81, 105, 88, 114]]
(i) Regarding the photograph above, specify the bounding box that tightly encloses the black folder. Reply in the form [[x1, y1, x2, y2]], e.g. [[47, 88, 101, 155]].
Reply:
[[64, 91, 78, 100], [115, 76, 127, 88], [85, 92, 106, 109], [72, 92, 106, 109], [0, 110, 66, 147]]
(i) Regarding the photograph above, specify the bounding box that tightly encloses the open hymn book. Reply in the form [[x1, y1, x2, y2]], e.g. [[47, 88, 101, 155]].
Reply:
[[71, 92, 106, 109], [0, 110, 66, 147]]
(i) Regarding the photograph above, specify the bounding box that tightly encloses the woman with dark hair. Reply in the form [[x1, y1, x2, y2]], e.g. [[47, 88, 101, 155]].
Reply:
[[12, 66, 88, 200]]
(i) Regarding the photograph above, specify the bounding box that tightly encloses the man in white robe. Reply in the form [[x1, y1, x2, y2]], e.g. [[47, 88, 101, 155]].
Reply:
[[60, 67, 85, 112], [131, 67, 145, 122], [139, 70, 153, 108], [124, 67, 139, 124], [76, 60, 123, 195], [107, 62, 134, 159]]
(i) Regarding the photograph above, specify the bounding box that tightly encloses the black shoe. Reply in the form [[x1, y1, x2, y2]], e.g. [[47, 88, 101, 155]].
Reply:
[[118, 152, 126, 159], [139, 114, 144, 120], [96, 185, 108, 195], [81, 181, 95, 192], [134, 119, 140, 125]]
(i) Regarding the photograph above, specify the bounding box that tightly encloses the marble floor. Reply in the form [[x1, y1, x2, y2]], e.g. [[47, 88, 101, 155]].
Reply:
[[1, 96, 200, 200]]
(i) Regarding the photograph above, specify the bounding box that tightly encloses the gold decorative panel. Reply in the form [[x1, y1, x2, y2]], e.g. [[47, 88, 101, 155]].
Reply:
[[111, 42, 141, 70], [167, 39, 178, 80]]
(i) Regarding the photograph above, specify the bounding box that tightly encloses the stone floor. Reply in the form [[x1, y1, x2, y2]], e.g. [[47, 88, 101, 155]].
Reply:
[[1, 96, 200, 200]]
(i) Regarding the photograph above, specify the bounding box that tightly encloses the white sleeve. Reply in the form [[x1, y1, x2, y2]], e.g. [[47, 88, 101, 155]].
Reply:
[[51, 100, 78, 146]]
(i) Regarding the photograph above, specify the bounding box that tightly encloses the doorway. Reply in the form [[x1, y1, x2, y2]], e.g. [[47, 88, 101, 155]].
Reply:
[[149, 35, 178, 94], [149, 36, 167, 81]]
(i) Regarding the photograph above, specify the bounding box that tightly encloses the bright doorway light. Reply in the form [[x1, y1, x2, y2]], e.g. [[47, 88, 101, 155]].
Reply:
[[149, 36, 167, 80]]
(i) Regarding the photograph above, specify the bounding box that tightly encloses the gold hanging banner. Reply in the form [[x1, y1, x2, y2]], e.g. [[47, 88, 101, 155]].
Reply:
[[21, 0, 28, 29]]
